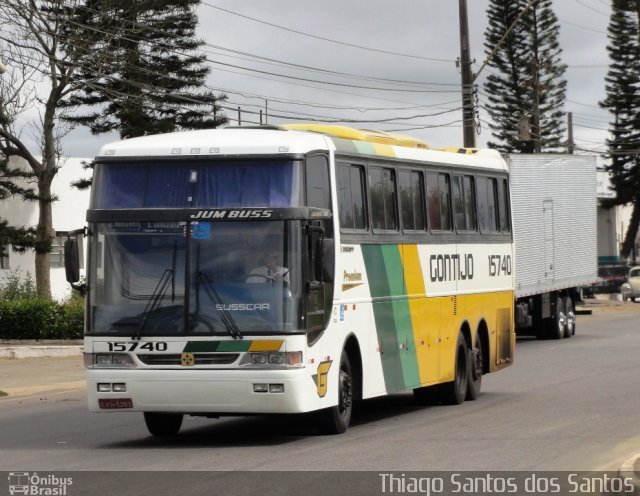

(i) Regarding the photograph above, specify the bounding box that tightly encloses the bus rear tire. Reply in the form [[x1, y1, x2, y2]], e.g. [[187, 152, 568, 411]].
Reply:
[[317, 350, 353, 434], [466, 334, 483, 401], [440, 333, 469, 405], [143, 412, 183, 437]]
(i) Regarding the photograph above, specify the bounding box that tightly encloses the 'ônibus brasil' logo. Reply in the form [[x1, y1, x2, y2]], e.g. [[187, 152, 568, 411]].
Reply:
[[312, 360, 332, 398], [190, 209, 273, 220]]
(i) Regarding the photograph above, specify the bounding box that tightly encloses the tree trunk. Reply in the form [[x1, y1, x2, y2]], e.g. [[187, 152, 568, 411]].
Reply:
[[621, 199, 640, 260], [35, 179, 54, 299]]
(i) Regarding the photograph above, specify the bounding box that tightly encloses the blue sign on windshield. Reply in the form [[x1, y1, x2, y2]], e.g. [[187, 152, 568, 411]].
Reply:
[[192, 222, 212, 240]]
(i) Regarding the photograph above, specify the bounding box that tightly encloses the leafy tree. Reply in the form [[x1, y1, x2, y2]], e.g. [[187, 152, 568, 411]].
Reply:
[[61, 0, 228, 140], [0, 0, 89, 298], [600, 0, 640, 259], [483, 0, 567, 153]]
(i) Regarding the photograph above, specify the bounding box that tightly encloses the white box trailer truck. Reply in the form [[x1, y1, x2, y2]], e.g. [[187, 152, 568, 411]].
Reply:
[[508, 154, 598, 339]]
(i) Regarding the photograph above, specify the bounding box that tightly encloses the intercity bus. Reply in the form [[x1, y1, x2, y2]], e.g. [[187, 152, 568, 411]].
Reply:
[[65, 124, 515, 436]]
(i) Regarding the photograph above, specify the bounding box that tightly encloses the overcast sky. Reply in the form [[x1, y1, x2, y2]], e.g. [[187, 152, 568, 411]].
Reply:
[[61, 0, 612, 159]]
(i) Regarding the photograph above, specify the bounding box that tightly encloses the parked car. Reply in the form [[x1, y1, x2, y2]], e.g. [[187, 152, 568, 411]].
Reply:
[[590, 264, 629, 294], [621, 266, 640, 302]]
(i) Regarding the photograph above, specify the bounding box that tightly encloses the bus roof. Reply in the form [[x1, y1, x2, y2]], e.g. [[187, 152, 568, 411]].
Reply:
[[97, 125, 506, 172]]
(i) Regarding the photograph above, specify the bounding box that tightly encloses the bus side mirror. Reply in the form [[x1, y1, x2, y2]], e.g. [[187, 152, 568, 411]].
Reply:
[[64, 239, 80, 283]]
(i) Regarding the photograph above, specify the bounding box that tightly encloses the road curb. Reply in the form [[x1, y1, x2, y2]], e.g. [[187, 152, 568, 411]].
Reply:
[[0, 345, 83, 359], [620, 453, 640, 496]]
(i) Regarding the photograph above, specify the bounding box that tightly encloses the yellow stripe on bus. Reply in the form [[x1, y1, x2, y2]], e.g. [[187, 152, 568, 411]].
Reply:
[[248, 340, 284, 352], [399, 245, 437, 386]]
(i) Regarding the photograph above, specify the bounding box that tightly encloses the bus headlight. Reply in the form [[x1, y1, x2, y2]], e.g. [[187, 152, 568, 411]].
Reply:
[[240, 351, 303, 368], [85, 353, 137, 369]]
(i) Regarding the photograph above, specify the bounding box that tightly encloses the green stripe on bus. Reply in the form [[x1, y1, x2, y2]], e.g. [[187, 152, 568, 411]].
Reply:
[[362, 245, 404, 393], [380, 245, 421, 390], [183, 341, 251, 353], [363, 245, 422, 391]]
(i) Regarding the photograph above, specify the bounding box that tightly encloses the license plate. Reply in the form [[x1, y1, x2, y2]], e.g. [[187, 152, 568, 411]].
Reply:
[[98, 398, 133, 409]]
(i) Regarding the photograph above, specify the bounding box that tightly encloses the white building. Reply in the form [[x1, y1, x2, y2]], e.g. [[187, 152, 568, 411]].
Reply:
[[596, 168, 639, 264], [0, 157, 91, 300]]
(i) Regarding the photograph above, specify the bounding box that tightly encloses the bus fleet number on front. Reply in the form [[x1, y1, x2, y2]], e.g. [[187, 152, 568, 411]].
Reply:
[[488, 254, 512, 277], [107, 341, 168, 352]]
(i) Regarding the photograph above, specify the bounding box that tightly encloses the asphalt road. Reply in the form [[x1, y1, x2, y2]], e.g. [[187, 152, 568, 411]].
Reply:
[[1, 310, 639, 479]]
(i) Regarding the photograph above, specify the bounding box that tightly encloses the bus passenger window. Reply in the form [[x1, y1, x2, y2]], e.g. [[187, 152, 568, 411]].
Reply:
[[306, 155, 331, 209], [369, 167, 397, 231], [427, 173, 452, 231], [500, 179, 512, 233], [399, 170, 426, 231], [452, 175, 477, 232], [477, 177, 499, 233], [337, 164, 367, 230]]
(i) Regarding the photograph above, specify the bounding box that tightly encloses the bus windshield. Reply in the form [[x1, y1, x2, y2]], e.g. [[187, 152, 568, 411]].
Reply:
[[91, 159, 302, 209], [88, 221, 302, 336]]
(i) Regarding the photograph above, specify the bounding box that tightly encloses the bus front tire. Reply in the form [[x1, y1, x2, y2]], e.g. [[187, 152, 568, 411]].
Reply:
[[440, 333, 469, 405], [143, 412, 183, 437], [317, 350, 353, 434]]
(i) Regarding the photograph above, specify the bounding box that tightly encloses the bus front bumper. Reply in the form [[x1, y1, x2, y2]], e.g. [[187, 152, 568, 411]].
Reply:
[[86, 367, 319, 414]]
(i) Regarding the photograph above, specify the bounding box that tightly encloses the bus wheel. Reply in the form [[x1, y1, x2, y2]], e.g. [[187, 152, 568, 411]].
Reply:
[[440, 333, 469, 405], [317, 350, 353, 434], [143, 412, 183, 437], [563, 296, 575, 338], [466, 335, 483, 401], [546, 296, 566, 340]]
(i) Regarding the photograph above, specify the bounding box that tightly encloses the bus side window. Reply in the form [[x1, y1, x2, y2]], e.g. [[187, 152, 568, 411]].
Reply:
[[427, 172, 452, 231], [477, 176, 499, 233], [452, 174, 477, 232], [398, 170, 426, 231], [369, 167, 398, 231], [500, 178, 512, 233], [306, 155, 331, 209], [337, 164, 367, 230]]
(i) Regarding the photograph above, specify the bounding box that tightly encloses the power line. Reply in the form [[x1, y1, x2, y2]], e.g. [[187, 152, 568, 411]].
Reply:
[[200, 1, 455, 64]]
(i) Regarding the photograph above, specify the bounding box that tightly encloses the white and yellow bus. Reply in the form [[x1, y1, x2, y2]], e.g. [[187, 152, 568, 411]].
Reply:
[[67, 124, 514, 436]]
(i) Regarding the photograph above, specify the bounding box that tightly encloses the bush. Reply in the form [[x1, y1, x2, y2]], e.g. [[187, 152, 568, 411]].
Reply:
[[0, 298, 84, 340], [0, 272, 84, 340], [0, 270, 38, 301]]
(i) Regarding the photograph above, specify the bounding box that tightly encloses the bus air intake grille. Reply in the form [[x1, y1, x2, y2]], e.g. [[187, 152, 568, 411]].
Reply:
[[137, 353, 240, 366]]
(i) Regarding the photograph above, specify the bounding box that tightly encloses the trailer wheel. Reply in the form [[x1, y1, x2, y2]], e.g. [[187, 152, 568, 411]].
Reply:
[[546, 296, 566, 340], [143, 412, 183, 437], [466, 335, 483, 401], [317, 350, 353, 434], [440, 333, 469, 405], [563, 296, 575, 338]]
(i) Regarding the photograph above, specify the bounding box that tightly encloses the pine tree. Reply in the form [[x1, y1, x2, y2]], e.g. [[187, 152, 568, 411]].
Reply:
[[600, 0, 640, 259], [483, 0, 567, 153], [61, 0, 227, 139], [0, 157, 37, 259]]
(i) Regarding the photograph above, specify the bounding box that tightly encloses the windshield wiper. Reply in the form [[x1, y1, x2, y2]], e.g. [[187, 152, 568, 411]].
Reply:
[[135, 269, 173, 338], [134, 240, 178, 338]]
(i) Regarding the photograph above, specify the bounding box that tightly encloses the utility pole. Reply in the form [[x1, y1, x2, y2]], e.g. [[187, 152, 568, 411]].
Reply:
[[458, 0, 476, 148], [567, 112, 574, 154]]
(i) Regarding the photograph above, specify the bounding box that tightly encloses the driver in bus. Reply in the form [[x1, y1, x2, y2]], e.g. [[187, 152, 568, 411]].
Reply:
[[246, 250, 290, 284]]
